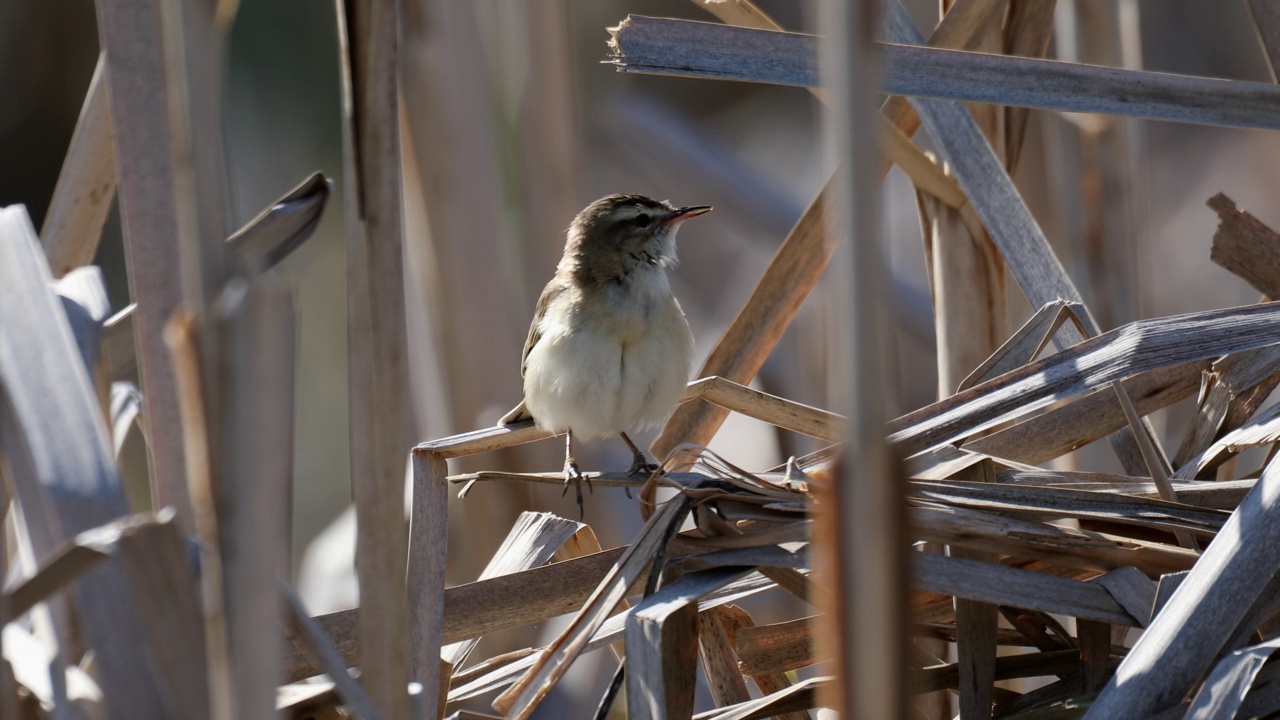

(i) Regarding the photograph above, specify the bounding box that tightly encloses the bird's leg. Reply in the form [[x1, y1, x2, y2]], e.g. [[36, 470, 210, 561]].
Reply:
[[621, 432, 660, 477], [562, 431, 591, 517]]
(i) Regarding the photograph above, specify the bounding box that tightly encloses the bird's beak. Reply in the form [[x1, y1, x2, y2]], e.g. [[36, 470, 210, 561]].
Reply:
[[665, 205, 713, 225]]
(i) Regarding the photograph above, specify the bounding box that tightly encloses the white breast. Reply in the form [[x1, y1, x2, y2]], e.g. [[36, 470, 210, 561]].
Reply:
[[522, 272, 693, 440]]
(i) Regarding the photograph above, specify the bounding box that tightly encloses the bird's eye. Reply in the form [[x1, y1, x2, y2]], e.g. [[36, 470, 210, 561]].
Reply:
[[633, 213, 651, 228]]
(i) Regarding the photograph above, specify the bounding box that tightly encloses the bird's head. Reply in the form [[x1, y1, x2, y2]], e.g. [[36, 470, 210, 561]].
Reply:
[[565, 194, 711, 279]]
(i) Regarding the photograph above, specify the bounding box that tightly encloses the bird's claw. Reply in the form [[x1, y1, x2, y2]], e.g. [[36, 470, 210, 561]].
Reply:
[[562, 459, 591, 519], [627, 455, 660, 477]]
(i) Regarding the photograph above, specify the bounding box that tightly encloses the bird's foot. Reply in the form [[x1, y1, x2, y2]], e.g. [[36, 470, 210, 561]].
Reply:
[[562, 457, 592, 518], [627, 453, 660, 478], [620, 432, 660, 479]]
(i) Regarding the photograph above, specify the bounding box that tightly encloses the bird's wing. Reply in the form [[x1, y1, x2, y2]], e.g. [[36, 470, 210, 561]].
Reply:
[[519, 279, 566, 378], [497, 279, 566, 427]]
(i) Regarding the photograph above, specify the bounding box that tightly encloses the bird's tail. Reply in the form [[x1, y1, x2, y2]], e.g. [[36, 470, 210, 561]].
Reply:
[[498, 400, 534, 426]]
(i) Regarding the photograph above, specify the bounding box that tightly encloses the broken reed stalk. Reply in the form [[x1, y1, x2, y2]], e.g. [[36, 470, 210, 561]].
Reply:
[[608, 15, 1280, 130], [338, 0, 414, 715], [40, 53, 116, 278], [94, 0, 195, 531], [215, 279, 297, 717], [816, 4, 908, 720], [917, 9, 1013, 704], [0, 206, 168, 715]]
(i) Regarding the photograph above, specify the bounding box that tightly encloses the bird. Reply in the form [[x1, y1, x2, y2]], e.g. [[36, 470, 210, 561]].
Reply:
[[499, 194, 711, 513]]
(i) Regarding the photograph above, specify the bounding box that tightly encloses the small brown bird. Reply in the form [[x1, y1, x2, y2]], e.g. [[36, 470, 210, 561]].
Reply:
[[499, 194, 711, 511]]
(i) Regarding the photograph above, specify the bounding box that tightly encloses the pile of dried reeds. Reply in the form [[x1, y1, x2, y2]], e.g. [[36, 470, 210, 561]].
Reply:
[[9, 0, 1280, 718]]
